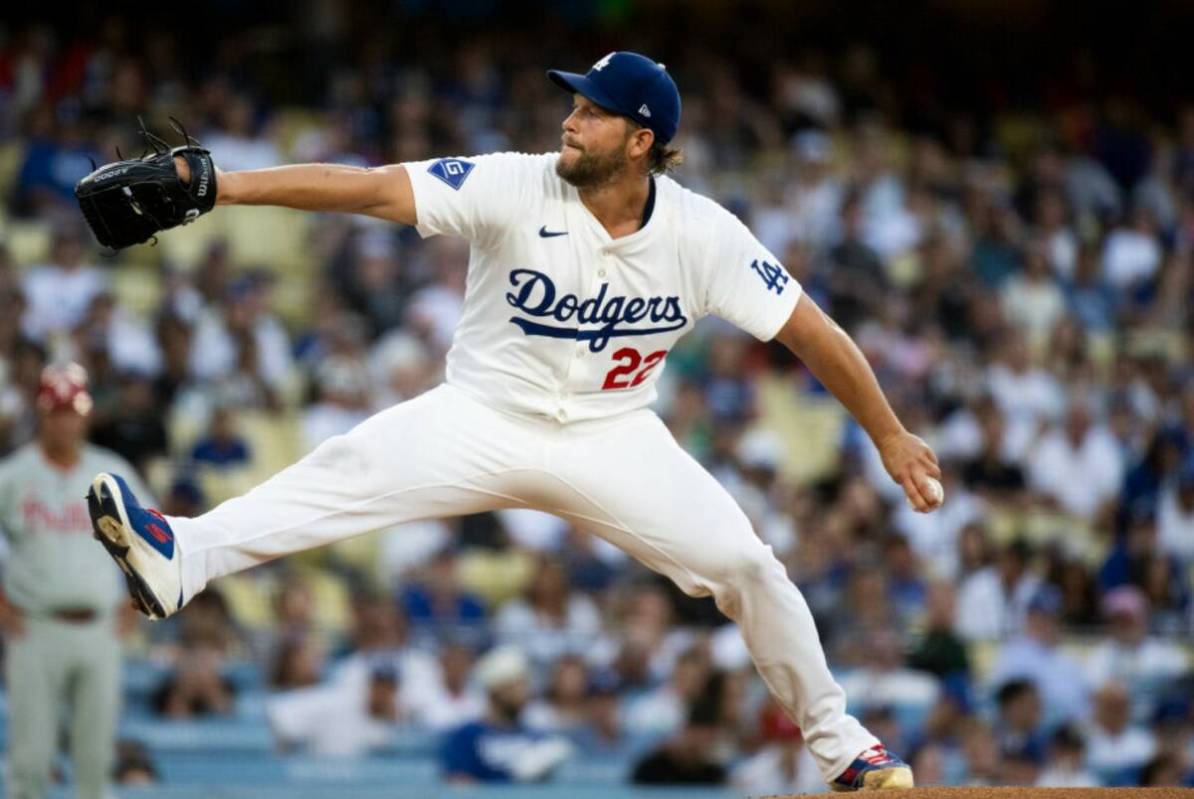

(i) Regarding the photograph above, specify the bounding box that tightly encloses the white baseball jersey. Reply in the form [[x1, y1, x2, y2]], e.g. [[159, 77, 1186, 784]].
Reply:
[[0, 444, 150, 613], [405, 152, 802, 422]]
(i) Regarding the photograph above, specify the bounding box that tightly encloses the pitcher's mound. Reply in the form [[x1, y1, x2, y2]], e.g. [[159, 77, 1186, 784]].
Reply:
[[773, 789, 1193, 798]]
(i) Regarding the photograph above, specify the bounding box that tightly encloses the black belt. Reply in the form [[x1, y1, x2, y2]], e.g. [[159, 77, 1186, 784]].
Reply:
[[50, 608, 99, 623]]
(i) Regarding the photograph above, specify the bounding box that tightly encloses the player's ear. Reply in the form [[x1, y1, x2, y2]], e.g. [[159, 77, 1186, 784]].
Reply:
[[627, 124, 654, 161]]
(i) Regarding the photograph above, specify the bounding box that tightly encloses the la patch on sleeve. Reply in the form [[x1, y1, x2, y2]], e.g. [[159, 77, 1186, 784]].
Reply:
[[749, 258, 790, 294], [428, 158, 475, 190]]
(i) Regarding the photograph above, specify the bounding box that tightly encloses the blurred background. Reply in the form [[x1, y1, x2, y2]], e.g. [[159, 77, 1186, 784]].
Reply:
[[1, 0, 1193, 796]]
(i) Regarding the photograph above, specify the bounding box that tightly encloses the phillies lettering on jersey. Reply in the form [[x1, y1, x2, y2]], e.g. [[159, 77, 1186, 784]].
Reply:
[[405, 152, 801, 422], [505, 269, 687, 352], [0, 443, 152, 612], [21, 497, 91, 534]]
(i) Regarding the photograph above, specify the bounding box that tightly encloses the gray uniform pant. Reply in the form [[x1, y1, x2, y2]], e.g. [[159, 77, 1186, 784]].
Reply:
[[5, 614, 120, 799]]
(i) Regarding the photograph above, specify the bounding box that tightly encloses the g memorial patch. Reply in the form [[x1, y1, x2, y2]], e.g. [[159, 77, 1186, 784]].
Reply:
[[428, 158, 475, 190]]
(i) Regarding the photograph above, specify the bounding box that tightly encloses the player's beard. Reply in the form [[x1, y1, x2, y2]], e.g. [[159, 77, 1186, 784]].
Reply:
[[555, 143, 628, 188]]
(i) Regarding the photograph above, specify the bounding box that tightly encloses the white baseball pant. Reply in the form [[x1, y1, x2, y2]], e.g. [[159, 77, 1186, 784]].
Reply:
[[167, 382, 877, 778]]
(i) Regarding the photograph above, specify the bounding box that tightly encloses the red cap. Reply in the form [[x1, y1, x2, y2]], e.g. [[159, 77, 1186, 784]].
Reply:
[[37, 363, 93, 416]]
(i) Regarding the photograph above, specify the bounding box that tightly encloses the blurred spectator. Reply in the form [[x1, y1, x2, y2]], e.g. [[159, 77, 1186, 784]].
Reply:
[[1045, 549, 1101, 630], [88, 372, 169, 474], [986, 333, 1065, 461], [525, 655, 590, 733], [956, 538, 1041, 641], [13, 107, 100, 215], [201, 93, 281, 172], [1157, 457, 1194, 563], [1084, 682, 1157, 782], [161, 476, 206, 518], [960, 397, 1026, 500], [1064, 245, 1117, 333], [959, 718, 1002, 786], [112, 740, 159, 787], [329, 594, 444, 723], [624, 646, 713, 737], [730, 701, 822, 795], [1134, 551, 1191, 636], [989, 586, 1090, 724], [301, 353, 374, 451], [267, 661, 401, 757], [190, 406, 251, 469], [1083, 586, 1188, 722], [153, 647, 236, 719], [1035, 725, 1099, 788], [1027, 396, 1124, 519], [267, 632, 324, 691], [494, 555, 601, 670], [631, 695, 728, 786], [825, 188, 886, 332], [399, 549, 487, 643], [838, 627, 939, 713], [20, 220, 107, 343], [1001, 240, 1065, 350], [569, 670, 627, 755], [189, 272, 292, 408], [1139, 752, 1190, 787], [994, 679, 1047, 767], [1102, 207, 1162, 293], [907, 579, 971, 691], [370, 329, 435, 409], [440, 647, 572, 783], [420, 643, 485, 731], [153, 593, 240, 718]]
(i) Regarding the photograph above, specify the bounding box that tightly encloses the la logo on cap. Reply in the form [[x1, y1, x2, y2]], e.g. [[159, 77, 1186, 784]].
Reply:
[[592, 52, 615, 71]]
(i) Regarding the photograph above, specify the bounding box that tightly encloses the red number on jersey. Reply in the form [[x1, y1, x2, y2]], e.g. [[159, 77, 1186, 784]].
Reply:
[[630, 350, 666, 386], [602, 348, 667, 390]]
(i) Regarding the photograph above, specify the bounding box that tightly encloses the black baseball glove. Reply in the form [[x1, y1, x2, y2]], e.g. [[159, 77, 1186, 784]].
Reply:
[[75, 119, 218, 250]]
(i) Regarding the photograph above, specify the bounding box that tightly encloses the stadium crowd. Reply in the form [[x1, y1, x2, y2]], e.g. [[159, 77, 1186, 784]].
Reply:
[[1, 8, 1193, 793]]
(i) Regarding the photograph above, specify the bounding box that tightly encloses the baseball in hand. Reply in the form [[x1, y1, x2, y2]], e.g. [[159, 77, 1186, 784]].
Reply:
[[923, 476, 944, 507]]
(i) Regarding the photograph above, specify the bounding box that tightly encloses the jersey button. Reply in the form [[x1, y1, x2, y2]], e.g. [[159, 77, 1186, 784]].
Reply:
[[598, 269, 606, 277]]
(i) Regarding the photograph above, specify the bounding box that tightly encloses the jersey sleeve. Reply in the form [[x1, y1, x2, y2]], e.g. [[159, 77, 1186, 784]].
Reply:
[[701, 209, 802, 341], [405, 152, 538, 244]]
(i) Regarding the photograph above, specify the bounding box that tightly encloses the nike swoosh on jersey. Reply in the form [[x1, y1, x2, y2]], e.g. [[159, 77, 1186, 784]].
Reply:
[[538, 226, 568, 238]]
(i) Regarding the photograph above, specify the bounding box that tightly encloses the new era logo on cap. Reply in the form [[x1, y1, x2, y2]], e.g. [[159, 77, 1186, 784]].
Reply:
[[547, 51, 682, 143]]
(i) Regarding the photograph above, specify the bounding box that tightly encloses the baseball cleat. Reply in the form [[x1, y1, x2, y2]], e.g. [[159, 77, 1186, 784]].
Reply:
[[87, 472, 183, 620], [830, 744, 914, 791]]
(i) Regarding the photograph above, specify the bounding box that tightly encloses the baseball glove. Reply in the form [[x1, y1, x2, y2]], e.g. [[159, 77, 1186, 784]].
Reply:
[[74, 119, 218, 250]]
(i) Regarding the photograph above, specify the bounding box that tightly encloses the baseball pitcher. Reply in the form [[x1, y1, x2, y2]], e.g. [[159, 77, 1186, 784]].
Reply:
[[76, 52, 943, 790]]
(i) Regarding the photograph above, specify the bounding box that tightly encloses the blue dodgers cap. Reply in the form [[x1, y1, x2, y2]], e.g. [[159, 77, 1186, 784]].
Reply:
[[548, 51, 681, 143]]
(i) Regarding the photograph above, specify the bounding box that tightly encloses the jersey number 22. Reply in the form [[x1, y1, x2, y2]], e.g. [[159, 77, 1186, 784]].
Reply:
[[602, 347, 667, 390]]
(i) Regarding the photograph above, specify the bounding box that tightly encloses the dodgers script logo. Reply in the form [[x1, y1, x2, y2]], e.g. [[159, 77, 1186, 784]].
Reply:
[[505, 269, 687, 352]]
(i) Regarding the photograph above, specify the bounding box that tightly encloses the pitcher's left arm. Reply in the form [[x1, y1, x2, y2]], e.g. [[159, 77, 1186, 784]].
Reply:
[[776, 293, 942, 512]]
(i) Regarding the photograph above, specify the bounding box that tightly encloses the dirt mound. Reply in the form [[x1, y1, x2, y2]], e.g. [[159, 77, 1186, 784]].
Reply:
[[774, 789, 1193, 798]]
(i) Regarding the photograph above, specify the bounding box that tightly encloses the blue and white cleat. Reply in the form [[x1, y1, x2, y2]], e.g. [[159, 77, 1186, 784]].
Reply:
[[831, 744, 915, 791], [87, 472, 183, 620]]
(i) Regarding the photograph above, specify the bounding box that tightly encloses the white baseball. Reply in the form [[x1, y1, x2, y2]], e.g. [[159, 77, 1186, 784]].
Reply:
[[923, 476, 944, 506]]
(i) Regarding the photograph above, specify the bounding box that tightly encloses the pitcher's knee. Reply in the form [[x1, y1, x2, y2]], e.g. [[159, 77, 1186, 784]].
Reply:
[[710, 542, 784, 592]]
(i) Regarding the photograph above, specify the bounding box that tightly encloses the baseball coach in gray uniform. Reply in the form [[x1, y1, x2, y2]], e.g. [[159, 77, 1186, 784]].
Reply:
[[0, 363, 149, 799]]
